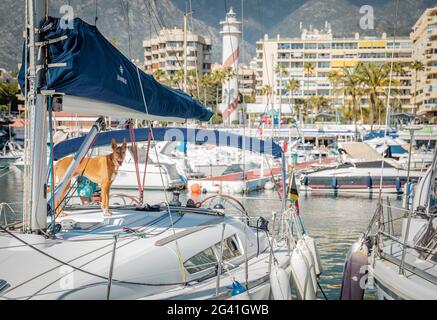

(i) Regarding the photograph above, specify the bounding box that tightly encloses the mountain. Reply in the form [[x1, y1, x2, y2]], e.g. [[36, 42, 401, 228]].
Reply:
[[0, 0, 255, 70], [0, 0, 225, 70], [0, 0, 435, 70], [174, 0, 435, 41], [272, 0, 437, 38], [171, 0, 308, 44]]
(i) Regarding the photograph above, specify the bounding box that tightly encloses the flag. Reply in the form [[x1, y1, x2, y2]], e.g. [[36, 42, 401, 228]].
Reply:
[[289, 174, 300, 215]]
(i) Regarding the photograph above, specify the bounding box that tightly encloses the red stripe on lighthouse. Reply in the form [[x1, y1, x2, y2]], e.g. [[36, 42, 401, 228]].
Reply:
[[222, 97, 239, 121], [223, 47, 240, 69], [222, 47, 240, 121]]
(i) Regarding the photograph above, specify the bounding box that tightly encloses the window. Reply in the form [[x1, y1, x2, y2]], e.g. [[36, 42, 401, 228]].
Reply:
[[278, 43, 290, 50], [332, 42, 357, 49], [291, 43, 303, 49], [290, 62, 304, 68], [183, 236, 241, 275], [278, 53, 290, 59], [184, 247, 217, 274], [215, 237, 240, 261], [318, 43, 331, 49], [304, 43, 317, 50], [318, 61, 330, 68]]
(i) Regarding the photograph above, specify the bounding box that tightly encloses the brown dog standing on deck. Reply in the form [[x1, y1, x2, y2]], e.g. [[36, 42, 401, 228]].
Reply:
[[54, 139, 127, 217]]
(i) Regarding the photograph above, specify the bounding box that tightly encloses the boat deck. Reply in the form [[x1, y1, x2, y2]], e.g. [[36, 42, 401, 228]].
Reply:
[[56, 207, 224, 240], [370, 242, 437, 300]]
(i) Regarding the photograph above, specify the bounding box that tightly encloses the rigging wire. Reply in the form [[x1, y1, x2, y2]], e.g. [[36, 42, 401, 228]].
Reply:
[[0, 212, 186, 297], [377, 0, 400, 203], [142, 0, 198, 91], [94, 0, 98, 26], [118, 0, 132, 60]]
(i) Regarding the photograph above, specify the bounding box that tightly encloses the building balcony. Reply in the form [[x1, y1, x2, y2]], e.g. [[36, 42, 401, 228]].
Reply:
[[427, 42, 437, 50], [418, 104, 437, 113], [425, 65, 437, 73]]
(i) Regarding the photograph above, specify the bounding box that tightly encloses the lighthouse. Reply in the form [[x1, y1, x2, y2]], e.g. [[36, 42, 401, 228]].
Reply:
[[220, 7, 241, 126]]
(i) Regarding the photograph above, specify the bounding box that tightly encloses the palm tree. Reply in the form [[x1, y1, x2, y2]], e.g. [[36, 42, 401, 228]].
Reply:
[[274, 64, 287, 96], [223, 66, 236, 82], [210, 68, 226, 114], [0, 81, 19, 115], [198, 74, 212, 106], [221, 67, 237, 111], [152, 69, 166, 82], [261, 84, 273, 109], [309, 95, 329, 117], [411, 60, 425, 117], [275, 64, 287, 124], [392, 62, 407, 77], [174, 69, 185, 90], [285, 78, 300, 117], [356, 62, 392, 130], [333, 66, 364, 134], [187, 69, 199, 97], [328, 70, 341, 101], [304, 62, 315, 122]]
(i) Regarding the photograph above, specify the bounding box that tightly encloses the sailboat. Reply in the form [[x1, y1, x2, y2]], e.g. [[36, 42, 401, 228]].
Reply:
[[0, 1, 324, 300], [340, 148, 437, 300], [0, 141, 22, 169], [368, 147, 437, 300]]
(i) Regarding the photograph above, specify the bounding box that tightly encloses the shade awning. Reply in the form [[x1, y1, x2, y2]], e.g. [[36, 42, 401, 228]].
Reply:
[[53, 128, 284, 160]]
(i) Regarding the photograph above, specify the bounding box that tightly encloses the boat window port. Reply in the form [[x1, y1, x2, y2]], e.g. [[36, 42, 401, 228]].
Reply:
[[184, 235, 242, 275], [184, 247, 217, 274], [0, 279, 10, 294], [214, 236, 241, 261], [421, 238, 437, 262]]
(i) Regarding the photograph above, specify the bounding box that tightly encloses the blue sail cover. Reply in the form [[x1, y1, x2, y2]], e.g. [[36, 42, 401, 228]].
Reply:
[[19, 17, 213, 122], [53, 128, 284, 160]]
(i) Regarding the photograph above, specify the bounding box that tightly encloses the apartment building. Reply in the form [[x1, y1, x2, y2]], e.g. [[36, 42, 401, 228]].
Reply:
[[143, 27, 212, 78], [238, 64, 256, 98], [411, 6, 437, 123], [255, 25, 413, 115]]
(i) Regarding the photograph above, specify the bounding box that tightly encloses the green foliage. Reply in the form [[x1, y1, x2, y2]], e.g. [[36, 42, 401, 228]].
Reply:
[[210, 113, 223, 125], [0, 81, 19, 111], [243, 95, 256, 103]]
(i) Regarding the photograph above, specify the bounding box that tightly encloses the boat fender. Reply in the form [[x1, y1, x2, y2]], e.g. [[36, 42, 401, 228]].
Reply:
[[290, 247, 316, 300], [395, 177, 402, 194], [296, 240, 318, 293], [303, 235, 323, 276], [331, 176, 338, 189], [190, 183, 201, 194], [231, 281, 247, 296], [302, 175, 309, 186], [264, 181, 275, 190], [366, 175, 372, 189], [233, 184, 244, 194], [270, 266, 292, 300], [339, 240, 369, 300]]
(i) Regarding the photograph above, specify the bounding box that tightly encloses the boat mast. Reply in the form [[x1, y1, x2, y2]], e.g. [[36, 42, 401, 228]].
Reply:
[[183, 12, 188, 93], [23, 0, 49, 233]]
